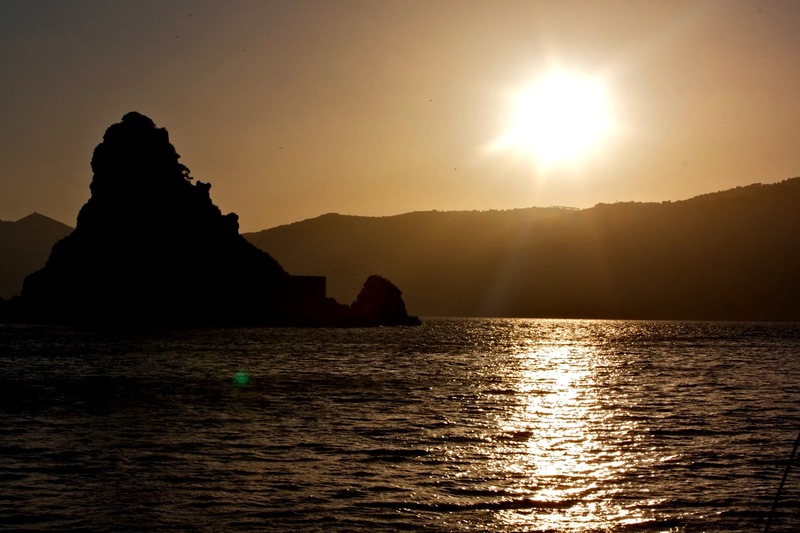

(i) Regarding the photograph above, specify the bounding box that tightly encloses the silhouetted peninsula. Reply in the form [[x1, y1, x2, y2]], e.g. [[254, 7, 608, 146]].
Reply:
[[15, 112, 420, 327]]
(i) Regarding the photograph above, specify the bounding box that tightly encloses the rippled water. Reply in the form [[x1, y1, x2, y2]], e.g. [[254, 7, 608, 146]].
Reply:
[[1, 319, 799, 532]]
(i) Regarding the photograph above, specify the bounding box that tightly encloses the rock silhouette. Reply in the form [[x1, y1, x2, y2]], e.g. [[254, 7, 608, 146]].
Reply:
[[352, 275, 421, 326], [18, 112, 419, 327]]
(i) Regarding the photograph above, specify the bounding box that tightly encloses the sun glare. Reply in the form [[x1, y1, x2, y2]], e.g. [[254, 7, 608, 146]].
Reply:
[[492, 69, 614, 168]]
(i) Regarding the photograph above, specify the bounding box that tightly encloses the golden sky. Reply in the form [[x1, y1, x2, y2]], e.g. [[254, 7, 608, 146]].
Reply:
[[2, 0, 800, 232]]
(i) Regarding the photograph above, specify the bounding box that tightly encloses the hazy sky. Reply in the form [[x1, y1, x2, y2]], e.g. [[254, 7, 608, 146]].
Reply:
[[2, 0, 800, 231]]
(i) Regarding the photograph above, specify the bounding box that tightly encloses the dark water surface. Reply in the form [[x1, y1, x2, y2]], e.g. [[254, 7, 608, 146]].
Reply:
[[1, 319, 799, 532]]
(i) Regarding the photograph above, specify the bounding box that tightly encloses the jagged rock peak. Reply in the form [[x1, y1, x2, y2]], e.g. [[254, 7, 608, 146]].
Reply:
[[19, 112, 292, 325], [90, 111, 192, 193], [76, 112, 237, 236], [121, 111, 156, 128]]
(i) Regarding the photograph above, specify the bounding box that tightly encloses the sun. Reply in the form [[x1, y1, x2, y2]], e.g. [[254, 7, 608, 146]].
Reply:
[[492, 69, 614, 168]]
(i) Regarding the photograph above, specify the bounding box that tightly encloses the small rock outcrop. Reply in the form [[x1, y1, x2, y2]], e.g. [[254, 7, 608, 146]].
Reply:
[[17, 112, 419, 327], [352, 275, 421, 326]]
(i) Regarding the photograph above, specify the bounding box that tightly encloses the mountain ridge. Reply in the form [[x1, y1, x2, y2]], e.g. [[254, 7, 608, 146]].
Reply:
[[244, 177, 800, 321], [4, 178, 799, 320]]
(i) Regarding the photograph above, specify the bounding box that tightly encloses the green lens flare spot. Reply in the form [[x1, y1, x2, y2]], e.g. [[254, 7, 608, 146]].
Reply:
[[232, 371, 250, 386]]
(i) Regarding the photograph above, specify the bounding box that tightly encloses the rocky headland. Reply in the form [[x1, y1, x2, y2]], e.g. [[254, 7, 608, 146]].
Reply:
[[7, 112, 419, 327]]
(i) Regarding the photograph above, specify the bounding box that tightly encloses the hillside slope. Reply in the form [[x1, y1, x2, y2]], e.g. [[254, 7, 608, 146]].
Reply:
[[245, 207, 573, 309], [0, 213, 72, 298]]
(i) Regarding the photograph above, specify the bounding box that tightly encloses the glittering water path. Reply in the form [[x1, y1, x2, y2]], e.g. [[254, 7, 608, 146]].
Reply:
[[1, 319, 799, 531]]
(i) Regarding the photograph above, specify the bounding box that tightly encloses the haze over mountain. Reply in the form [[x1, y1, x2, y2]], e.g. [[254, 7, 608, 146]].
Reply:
[[245, 178, 800, 321]]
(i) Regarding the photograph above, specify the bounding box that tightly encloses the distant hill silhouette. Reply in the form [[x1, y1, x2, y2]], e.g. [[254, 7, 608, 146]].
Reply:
[[245, 179, 800, 321], [9, 112, 419, 327], [0, 213, 72, 299], [245, 207, 573, 312]]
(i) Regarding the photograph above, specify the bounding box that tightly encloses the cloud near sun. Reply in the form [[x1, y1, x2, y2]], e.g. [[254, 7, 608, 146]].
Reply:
[[487, 68, 616, 170]]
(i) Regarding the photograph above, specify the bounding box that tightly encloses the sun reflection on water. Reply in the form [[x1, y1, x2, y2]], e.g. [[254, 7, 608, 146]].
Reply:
[[487, 322, 657, 532]]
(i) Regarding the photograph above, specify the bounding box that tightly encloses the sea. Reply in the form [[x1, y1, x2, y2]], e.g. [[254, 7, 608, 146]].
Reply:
[[1, 318, 799, 532]]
